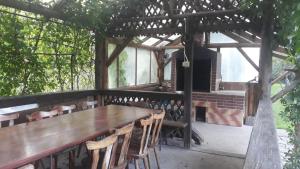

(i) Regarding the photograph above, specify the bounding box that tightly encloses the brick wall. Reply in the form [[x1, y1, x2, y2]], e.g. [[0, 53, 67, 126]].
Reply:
[[192, 92, 245, 127]]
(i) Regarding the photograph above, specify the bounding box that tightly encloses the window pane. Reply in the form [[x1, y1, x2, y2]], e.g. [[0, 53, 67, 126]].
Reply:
[[108, 59, 117, 88], [164, 62, 171, 80], [119, 47, 136, 87], [108, 43, 117, 88], [221, 48, 259, 82], [151, 52, 158, 83], [137, 49, 150, 84]]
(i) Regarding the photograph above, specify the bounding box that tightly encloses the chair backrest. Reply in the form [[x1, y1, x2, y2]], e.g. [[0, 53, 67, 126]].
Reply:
[[86, 134, 118, 169], [150, 110, 166, 147], [86, 101, 98, 109], [53, 105, 76, 115], [27, 110, 59, 122], [0, 113, 19, 128], [138, 115, 153, 155], [111, 122, 134, 168]]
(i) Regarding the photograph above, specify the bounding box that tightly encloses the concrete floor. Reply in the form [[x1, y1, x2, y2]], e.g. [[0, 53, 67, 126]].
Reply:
[[39, 145, 245, 169], [144, 146, 244, 169], [38, 122, 252, 169], [191, 122, 252, 158]]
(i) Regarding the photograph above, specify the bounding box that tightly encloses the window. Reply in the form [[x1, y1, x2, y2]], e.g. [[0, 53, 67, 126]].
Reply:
[[108, 44, 117, 88], [150, 52, 158, 83], [137, 49, 151, 85], [221, 48, 259, 82], [119, 47, 136, 87]]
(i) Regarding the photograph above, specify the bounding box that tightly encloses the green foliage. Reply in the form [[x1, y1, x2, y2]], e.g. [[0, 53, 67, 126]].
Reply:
[[0, 7, 95, 96]]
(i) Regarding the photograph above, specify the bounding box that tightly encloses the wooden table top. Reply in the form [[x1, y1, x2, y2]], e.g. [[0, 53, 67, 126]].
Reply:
[[0, 105, 152, 169]]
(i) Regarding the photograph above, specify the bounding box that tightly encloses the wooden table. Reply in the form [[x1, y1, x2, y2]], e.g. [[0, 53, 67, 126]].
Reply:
[[0, 105, 152, 169]]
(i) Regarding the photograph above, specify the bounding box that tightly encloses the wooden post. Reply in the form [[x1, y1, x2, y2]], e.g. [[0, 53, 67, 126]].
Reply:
[[259, 0, 275, 99], [183, 20, 195, 149], [95, 31, 108, 105], [154, 50, 165, 86]]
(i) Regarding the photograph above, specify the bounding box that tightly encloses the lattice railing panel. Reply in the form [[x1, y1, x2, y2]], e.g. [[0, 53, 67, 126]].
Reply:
[[101, 92, 184, 121]]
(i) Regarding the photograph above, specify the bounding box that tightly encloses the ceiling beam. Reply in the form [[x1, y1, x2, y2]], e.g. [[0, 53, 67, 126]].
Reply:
[[160, 43, 262, 49], [106, 37, 133, 66]]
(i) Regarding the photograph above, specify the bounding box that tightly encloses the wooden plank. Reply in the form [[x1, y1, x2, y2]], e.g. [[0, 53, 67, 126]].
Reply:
[[237, 47, 260, 71], [106, 37, 133, 66], [0, 105, 151, 169], [243, 98, 282, 169]]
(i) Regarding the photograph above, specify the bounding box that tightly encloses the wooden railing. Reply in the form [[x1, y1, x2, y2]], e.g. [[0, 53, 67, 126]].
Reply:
[[0, 90, 99, 109], [0, 89, 185, 124], [243, 98, 282, 169]]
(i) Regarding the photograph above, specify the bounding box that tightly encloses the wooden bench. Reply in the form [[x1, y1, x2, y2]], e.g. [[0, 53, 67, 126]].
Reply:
[[162, 120, 188, 145], [162, 120, 204, 145]]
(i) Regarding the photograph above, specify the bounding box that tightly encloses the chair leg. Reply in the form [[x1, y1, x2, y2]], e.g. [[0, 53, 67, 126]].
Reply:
[[153, 147, 161, 169], [147, 154, 151, 169], [69, 150, 75, 169], [134, 159, 139, 169], [143, 157, 150, 169], [77, 144, 82, 158]]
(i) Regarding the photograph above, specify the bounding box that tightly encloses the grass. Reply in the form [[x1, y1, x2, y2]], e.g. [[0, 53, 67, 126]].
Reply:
[[271, 83, 290, 130]]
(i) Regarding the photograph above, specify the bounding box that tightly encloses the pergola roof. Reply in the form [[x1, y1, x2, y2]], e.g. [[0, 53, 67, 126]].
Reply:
[[106, 0, 262, 37], [0, 0, 263, 37]]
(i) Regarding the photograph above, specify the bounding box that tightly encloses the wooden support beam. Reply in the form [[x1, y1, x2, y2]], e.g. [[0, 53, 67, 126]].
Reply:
[[0, 0, 64, 19], [154, 50, 165, 85], [107, 38, 157, 50], [258, 0, 275, 99], [106, 37, 133, 66], [160, 43, 262, 49], [237, 47, 260, 71], [152, 35, 173, 47], [223, 32, 254, 43], [271, 71, 290, 85], [95, 32, 107, 90], [244, 98, 282, 169], [271, 80, 299, 102], [153, 35, 173, 42], [183, 20, 194, 149]]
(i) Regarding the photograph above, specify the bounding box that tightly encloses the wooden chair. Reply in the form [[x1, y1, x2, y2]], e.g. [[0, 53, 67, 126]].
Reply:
[[86, 134, 118, 169], [111, 122, 134, 169], [86, 100, 98, 109], [148, 110, 166, 169], [128, 115, 153, 169], [0, 113, 19, 128], [26, 110, 59, 122], [27, 110, 60, 169], [53, 105, 76, 115]]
